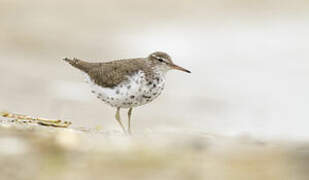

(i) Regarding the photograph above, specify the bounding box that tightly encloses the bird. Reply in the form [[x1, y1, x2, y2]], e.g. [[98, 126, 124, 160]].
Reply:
[[63, 51, 190, 134]]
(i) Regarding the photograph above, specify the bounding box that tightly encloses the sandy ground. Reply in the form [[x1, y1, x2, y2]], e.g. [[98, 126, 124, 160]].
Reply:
[[1, 116, 309, 180]]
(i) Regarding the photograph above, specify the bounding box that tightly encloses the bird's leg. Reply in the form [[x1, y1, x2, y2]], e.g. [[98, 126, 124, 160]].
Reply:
[[115, 107, 126, 134], [128, 108, 133, 135]]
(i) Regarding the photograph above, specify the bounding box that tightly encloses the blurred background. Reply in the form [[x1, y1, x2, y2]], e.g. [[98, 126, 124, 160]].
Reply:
[[1, 0, 309, 139]]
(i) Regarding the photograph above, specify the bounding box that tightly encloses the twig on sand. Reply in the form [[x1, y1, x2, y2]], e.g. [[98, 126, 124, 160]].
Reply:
[[1, 111, 72, 128]]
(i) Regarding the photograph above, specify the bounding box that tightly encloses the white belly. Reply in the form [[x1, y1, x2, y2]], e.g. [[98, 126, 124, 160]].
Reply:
[[84, 71, 165, 108]]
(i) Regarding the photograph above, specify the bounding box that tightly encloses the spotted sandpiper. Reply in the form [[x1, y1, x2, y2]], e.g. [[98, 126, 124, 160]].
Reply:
[[63, 51, 190, 134]]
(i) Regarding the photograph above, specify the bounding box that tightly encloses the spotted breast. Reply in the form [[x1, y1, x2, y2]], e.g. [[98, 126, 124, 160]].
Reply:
[[85, 70, 165, 108]]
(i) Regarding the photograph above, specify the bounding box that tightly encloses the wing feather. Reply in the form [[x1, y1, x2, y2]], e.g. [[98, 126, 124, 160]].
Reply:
[[87, 59, 149, 88]]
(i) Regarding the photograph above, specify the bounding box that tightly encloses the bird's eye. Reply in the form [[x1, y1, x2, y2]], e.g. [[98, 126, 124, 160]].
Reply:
[[158, 58, 164, 62]]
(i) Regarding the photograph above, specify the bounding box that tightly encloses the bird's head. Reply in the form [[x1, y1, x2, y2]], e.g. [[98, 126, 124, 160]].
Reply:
[[148, 51, 191, 73]]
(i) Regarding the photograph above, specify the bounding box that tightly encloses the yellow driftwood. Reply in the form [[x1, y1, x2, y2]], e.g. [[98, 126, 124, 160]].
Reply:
[[1, 111, 72, 128]]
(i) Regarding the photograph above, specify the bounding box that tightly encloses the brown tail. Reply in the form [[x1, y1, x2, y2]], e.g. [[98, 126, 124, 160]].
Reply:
[[63, 57, 92, 73]]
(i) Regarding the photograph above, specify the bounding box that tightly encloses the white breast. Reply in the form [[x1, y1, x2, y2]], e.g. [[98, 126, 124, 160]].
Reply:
[[84, 71, 165, 108]]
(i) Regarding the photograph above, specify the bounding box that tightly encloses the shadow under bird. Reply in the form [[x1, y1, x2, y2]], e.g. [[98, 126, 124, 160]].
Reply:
[[63, 51, 191, 134]]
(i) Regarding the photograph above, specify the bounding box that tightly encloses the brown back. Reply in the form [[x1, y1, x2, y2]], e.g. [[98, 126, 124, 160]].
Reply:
[[88, 58, 153, 88], [64, 57, 154, 88]]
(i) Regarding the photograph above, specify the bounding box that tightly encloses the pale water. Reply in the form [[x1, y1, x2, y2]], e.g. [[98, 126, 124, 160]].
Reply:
[[0, 0, 309, 140]]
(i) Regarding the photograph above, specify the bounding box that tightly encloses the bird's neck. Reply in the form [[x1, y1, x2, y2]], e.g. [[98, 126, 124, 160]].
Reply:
[[150, 67, 167, 82]]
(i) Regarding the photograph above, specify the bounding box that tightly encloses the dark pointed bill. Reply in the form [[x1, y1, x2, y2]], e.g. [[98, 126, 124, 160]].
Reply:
[[171, 64, 191, 73]]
